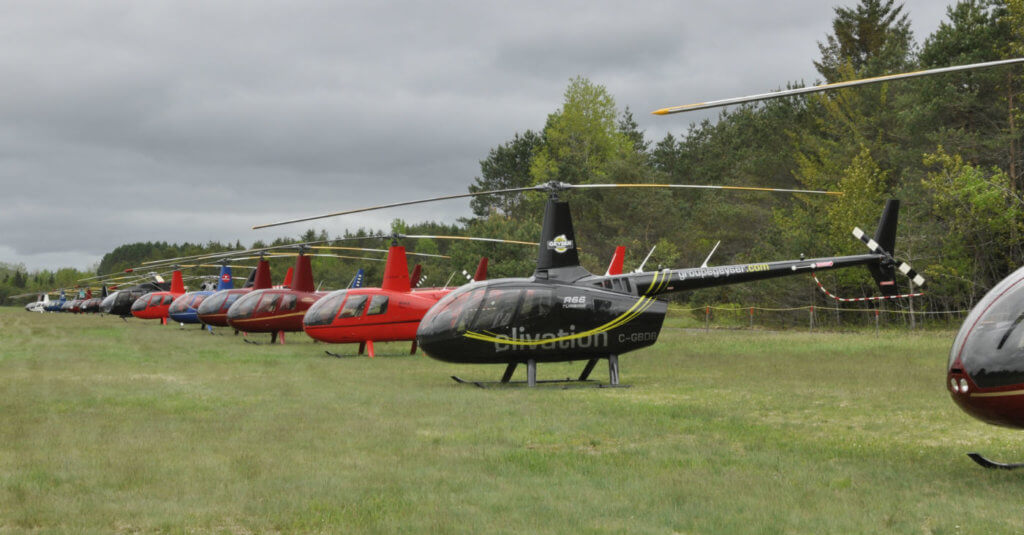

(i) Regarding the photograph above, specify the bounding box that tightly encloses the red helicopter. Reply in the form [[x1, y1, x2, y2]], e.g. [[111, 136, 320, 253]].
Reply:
[[195, 256, 285, 329], [130, 268, 187, 324], [303, 241, 489, 357], [224, 249, 363, 344]]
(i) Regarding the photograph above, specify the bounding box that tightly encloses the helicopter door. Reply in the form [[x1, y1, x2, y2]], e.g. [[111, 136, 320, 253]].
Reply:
[[467, 288, 524, 331], [338, 295, 368, 319], [365, 295, 388, 316]]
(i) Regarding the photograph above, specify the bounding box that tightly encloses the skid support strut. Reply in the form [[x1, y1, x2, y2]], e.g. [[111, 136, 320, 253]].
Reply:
[[579, 358, 599, 381], [608, 355, 620, 386], [501, 363, 517, 383]]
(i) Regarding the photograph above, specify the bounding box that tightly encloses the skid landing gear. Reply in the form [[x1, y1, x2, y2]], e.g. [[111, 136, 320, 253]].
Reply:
[[451, 356, 630, 388], [968, 453, 1024, 470]]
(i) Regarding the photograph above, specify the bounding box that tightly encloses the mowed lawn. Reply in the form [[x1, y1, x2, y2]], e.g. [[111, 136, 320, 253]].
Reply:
[[1, 308, 1022, 534]]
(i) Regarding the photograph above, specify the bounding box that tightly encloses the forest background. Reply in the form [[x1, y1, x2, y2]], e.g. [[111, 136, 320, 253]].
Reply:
[[4, 0, 1023, 324]]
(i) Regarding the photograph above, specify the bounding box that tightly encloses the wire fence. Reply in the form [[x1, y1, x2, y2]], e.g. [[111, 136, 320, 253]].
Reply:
[[667, 303, 969, 333]]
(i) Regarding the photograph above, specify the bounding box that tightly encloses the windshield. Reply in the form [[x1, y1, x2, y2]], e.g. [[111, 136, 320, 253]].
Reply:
[[228, 291, 262, 319], [256, 293, 282, 313], [338, 295, 368, 319], [305, 291, 346, 326], [951, 266, 1024, 387], [169, 297, 191, 314], [197, 292, 228, 315]]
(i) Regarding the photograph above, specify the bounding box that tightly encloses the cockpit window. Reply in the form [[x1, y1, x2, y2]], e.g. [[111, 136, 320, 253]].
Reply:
[[519, 289, 553, 318], [304, 291, 346, 326], [429, 287, 486, 333], [229, 292, 260, 319], [169, 298, 189, 314], [366, 295, 388, 316], [222, 293, 242, 311], [951, 267, 1024, 387], [256, 293, 282, 313], [468, 289, 522, 331], [199, 292, 228, 313], [280, 294, 297, 311], [162, 295, 174, 305], [338, 295, 368, 319]]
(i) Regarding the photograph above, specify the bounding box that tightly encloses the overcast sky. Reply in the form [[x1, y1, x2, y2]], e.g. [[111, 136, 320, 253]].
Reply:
[[1, 1, 954, 272]]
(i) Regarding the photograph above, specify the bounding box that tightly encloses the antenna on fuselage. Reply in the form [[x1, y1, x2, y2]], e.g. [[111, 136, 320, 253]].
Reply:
[[635, 246, 657, 273], [700, 241, 721, 269]]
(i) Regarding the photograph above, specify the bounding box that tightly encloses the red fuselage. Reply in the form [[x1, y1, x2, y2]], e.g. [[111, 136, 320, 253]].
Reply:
[[226, 288, 327, 333], [303, 287, 451, 343], [195, 288, 254, 327], [130, 291, 184, 320]]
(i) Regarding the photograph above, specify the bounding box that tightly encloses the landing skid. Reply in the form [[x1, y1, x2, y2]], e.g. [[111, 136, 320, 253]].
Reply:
[[324, 350, 418, 358], [451, 356, 630, 388], [968, 453, 1024, 470]]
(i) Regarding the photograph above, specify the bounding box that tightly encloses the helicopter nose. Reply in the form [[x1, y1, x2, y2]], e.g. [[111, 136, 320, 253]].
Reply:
[[948, 366, 1024, 429]]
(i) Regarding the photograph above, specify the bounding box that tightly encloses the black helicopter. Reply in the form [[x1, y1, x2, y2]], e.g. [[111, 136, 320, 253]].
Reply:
[[255, 181, 921, 387]]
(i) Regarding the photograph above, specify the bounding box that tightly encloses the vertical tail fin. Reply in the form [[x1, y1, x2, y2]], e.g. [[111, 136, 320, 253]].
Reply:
[[474, 257, 489, 282], [535, 199, 580, 272], [409, 264, 422, 288], [170, 269, 185, 294], [282, 267, 294, 288], [217, 265, 234, 291], [349, 268, 365, 289], [290, 255, 314, 293], [382, 245, 411, 292], [605, 246, 625, 276], [252, 259, 272, 290]]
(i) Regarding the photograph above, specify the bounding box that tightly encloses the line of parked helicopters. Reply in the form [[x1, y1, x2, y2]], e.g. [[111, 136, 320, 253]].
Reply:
[[19, 57, 1024, 468]]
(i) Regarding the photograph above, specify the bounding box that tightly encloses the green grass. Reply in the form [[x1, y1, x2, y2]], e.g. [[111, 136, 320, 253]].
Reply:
[[0, 308, 1021, 534]]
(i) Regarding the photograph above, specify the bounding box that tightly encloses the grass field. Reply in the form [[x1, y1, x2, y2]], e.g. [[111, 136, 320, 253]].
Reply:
[[1, 307, 1022, 534]]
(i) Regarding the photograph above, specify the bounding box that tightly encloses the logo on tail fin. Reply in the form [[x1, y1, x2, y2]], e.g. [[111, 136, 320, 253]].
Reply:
[[548, 234, 574, 254]]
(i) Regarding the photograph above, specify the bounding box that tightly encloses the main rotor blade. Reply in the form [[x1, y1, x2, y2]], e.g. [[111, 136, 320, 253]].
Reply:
[[252, 186, 542, 229], [564, 183, 841, 196], [401, 234, 537, 246], [652, 57, 1024, 115], [310, 245, 448, 258]]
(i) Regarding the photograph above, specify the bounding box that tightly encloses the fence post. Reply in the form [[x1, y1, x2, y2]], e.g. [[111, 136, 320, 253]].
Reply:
[[749, 307, 754, 329], [875, 308, 880, 335], [705, 306, 710, 333], [809, 306, 814, 332]]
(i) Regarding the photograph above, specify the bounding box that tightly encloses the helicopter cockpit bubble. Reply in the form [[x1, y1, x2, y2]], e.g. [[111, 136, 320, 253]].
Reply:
[[227, 291, 262, 320], [950, 266, 1024, 388], [304, 291, 349, 326], [949, 266, 1024, 428]]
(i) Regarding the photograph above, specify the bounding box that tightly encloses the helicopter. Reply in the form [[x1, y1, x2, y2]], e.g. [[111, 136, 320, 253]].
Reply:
[[302, 241, 489, 357], [127, 267, 188, 324], [947, 267, 1024, 469], [194, 258, 283, 330], [221, 246, 433, 344], [254, 180, 922, 386], [167, 263, 248, 327], [79, 286, 108, 313], [23, 293, 49, 313], [44, 289, 67, 312]]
